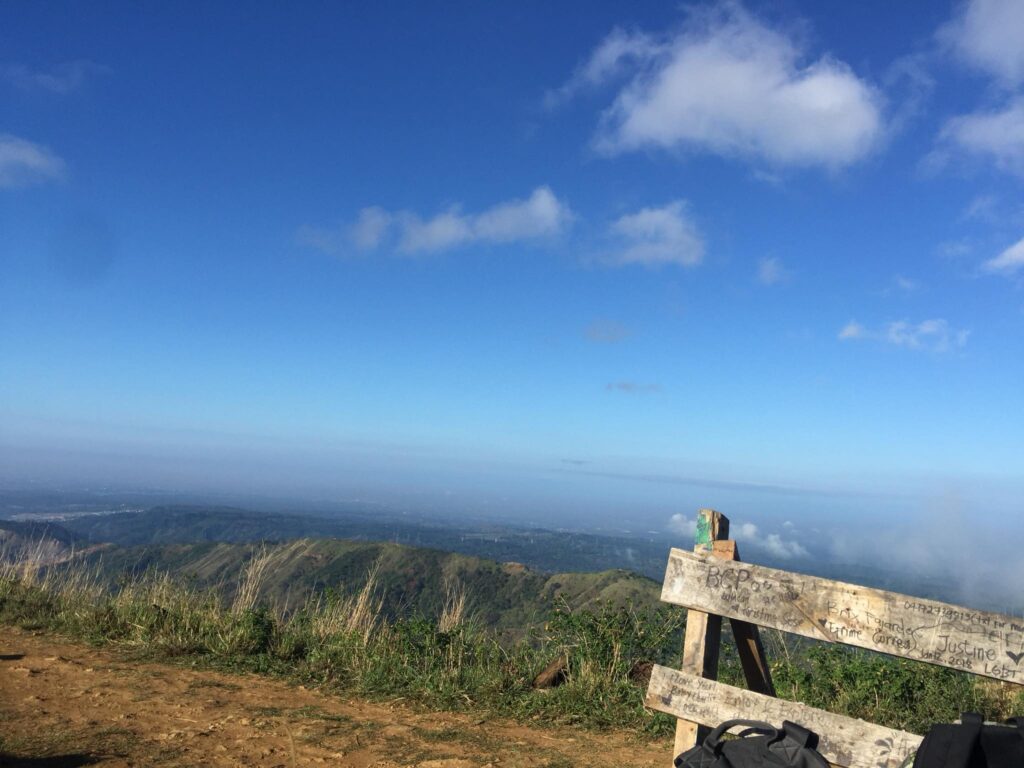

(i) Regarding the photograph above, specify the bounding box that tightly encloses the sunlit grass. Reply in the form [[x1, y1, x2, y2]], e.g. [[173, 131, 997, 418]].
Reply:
[[1, 547, 1021, 736]]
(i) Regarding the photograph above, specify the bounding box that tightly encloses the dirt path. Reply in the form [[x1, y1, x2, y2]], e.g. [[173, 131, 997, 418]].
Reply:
[[0, 627, 669, 767]]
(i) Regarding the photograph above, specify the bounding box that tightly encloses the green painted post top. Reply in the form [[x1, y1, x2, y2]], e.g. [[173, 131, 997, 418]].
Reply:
[[694, 508, 729, 550]]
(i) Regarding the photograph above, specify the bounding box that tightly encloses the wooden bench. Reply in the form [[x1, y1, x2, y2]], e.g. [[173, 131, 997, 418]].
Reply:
[[645, 509, 1024, 768]]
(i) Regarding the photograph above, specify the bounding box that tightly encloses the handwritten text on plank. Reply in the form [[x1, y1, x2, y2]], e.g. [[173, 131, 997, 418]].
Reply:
[[661, 549, 1024, 683]]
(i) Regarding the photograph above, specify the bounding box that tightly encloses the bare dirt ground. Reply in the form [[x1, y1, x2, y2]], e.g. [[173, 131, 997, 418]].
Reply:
[[0, 627, 668, 768]]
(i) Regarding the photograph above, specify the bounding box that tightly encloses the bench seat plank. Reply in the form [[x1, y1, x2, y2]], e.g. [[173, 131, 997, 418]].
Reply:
[[646, 665, 922, 768], [661, 548, 1024, 683]]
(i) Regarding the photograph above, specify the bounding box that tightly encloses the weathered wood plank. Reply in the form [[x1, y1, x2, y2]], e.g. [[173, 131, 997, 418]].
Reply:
[[646, 665, 922, 768], [673, 510, 729, 759], [661, 549, 1024, 683]]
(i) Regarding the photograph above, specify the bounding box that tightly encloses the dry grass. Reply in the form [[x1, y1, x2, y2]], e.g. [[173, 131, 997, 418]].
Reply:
[[232, 543, 277, 615], [438, 578, 468, 634], [311, 557, 384, 644]]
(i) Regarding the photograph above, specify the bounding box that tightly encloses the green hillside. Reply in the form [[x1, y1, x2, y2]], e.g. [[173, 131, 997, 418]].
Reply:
[[69, 537, 661, 635], [61, 505, 675, 582]]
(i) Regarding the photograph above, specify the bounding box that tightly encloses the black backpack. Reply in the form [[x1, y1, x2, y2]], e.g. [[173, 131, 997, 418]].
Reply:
[[675, 719, 830, 768], [911, 714, 1024, 768]]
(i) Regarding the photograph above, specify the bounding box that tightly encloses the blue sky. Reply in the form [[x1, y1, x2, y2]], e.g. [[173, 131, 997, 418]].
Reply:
[[2, 1, 1023, 569]]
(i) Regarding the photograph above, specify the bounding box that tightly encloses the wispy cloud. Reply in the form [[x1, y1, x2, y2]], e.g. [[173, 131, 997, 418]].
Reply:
[[837, 320, 866, 340], [0, 134, 65, 187], [757, 256, 789, 285], [838, 318, 970, 352], [605, 381, 661, 394], [934, 1, 1024, 177], [557, 5, 883, 170], [936, 238, 975, 261], [606, 200, 704, 267], [982, 236, 1024, 275], [298, 186, 572, 256], [939, 0, 1024, 87], [733, 522, 809, 559], [962, 194, 998, 221], [2, 60, 107, 94], [667, 513, 697, 537], [585, 320, 631, 344], [880, 275, 922, 296], [351, 206, 392, 250], [545, 27, 659, 108], [894, 275, 921, 293], [938, 98, 1024, 177]]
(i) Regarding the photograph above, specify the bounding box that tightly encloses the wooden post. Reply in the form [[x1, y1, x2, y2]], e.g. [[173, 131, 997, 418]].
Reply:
[[673, 509, 729, 760], [726, 540, 776, 698]]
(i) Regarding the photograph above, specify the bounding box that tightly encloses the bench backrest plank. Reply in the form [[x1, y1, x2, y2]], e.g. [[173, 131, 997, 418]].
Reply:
[[661, 548, 1024, 684], [646, 665, 922, 768]]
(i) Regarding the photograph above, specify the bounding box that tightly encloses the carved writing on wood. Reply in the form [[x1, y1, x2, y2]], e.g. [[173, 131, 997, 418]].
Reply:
[[661, 549, 1024, 683]]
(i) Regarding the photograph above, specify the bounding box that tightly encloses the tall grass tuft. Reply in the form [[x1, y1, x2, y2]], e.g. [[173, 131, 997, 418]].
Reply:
[[438, 577, 468, 634]]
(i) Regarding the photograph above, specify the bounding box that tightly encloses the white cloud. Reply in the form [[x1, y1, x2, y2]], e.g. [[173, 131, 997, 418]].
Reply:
[[757, 256, 788, 285], [398, 209, 474, 252], [940, 0, 1024, 86], [2, 60, 106, 94], [667, 513, 697, 537], [885, 319, 969, 351], [962, 194, 998, 221], [983, 236, 1024, 274], [298, 186, 572, 256], [545, 28, 659, 107], [837, 321, 866, 340], [762, 533, 809, 559], [841, 318, 969, 352], [0, 134, 65, 187], [734, 522, 759, 540], [665, 516, 807, 559], [472, 186, 571, 242], [937, 238, 975, 261], [397, 187, 571, 253], [940, 99, 1024, 177], [607, 200, 704, 267], [351, 207, 392, 250], [564, 6, 883, 169], [892, 275, 920, 293]]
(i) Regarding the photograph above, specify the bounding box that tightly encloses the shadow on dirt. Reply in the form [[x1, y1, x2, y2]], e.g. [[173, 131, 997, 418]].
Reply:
[[0, 756, 101, 767]]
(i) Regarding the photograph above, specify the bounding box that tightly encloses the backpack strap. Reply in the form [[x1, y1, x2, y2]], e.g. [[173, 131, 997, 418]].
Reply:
[[780, 721, 817, 749], [768, 721, 824, 766], [703, 719, 778, 756]]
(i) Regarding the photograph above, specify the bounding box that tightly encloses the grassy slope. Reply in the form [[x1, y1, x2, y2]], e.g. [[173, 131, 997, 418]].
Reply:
[[71, 537, 661, 634], [62, 505, 674, 581], [2, 522, 1022, 737]]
